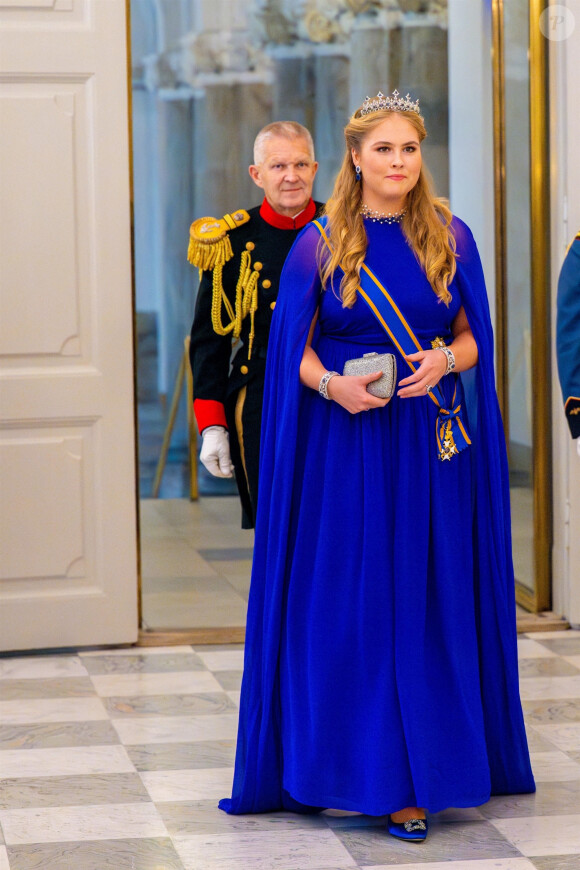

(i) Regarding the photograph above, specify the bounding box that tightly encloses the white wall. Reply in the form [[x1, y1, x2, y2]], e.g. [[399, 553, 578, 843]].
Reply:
[[448, 0, 495, 319]]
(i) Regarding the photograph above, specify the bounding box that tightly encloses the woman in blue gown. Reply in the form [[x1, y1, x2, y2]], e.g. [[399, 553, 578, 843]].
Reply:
[[220, 91, 535, 839]]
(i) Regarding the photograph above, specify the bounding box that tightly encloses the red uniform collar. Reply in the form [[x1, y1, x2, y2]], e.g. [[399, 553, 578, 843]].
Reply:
[[259, 198, 316, 230]]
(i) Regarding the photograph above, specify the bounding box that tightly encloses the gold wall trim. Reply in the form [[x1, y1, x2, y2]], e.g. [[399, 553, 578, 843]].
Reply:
[[529, 0, 552, 611], [491, 0, 508, 431], [492, 0, 552, 612]]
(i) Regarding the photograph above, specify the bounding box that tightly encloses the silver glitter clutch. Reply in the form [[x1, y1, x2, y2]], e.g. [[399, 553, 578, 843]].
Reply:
[[342, 352, 397, 399]]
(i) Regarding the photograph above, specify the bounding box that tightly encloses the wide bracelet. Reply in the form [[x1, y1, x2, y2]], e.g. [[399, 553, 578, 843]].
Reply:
[[436, 346, 456, 375], [318, 370, 339, 399]]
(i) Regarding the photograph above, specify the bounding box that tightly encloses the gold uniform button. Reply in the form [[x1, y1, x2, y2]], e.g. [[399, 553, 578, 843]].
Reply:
[[253, 261, 263, 271], [262, 278, 272, 289], [270, 301, 276, 310], [245, 241, 255, 251], [240, 365, 249, 375]]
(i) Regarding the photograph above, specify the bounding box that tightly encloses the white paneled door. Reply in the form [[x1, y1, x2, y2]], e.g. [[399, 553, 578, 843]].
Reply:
[[0, 0, 138, 650]]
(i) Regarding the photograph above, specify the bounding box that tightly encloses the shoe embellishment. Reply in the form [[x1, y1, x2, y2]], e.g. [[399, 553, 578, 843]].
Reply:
[[404, 819, 427, 832]]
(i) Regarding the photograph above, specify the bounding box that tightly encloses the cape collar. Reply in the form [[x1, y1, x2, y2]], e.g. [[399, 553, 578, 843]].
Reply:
[[259, 198, 316, 230]]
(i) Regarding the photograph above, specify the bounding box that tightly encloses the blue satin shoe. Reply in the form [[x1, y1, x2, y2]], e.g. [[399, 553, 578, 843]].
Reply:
[[387, 815, 428, 841]]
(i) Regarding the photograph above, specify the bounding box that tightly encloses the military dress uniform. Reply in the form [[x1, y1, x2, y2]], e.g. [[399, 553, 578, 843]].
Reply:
[[556, 231, 580, 438], [189, 198, 323, 528]]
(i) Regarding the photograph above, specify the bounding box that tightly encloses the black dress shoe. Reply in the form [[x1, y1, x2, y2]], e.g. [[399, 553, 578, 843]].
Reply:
[[387, 815, 428, 841]]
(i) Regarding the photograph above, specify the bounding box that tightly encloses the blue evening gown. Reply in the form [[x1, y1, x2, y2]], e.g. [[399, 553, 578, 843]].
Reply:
[[219, 216, 535, 816]]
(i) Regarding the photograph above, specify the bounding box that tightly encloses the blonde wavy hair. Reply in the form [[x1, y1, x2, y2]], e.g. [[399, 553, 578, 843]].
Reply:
[[319, 107, 456, 308]]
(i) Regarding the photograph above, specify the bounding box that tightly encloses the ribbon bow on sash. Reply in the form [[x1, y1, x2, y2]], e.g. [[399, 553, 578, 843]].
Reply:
[[313, 219, 471, 461]]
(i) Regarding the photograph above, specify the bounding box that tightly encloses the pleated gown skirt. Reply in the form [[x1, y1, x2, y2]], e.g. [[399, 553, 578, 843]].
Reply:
[[278, 331, 493, 815]]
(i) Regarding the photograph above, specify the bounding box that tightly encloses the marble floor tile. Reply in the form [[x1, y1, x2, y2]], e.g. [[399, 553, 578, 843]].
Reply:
[[518, 659, 580, 678], [0, 677, 96, 700], [5, 837, 185, 870], [0, 847, 8, 870], [491, 813, 580, 856], [90, 669, 222, 697], [0, 772, 150, 810], [0, 697, 108, 725], [172, 829, 356, 870], [429, 806, 486, 823], [529, 751, 580, 781], [212, 559, 253, 579], [366, 860, 537, 870], [194, 644, 245, 652], [519, 676, 580, 700], [0, 802, 168, 845], [321, 813, 389, 830], [185, 516, 254, 549], [213, 670, 243, 691], [195, 650, 245, 671], [103, 691, 236, 719], [0, 720, 120, 750], [533, 637, 580, 655], [197, 547, 254, 561], [195, 496, 247, 526], [184, 527, 253, 550], [562, 654, 580, 669], [332, 820, 521, 866], [478, 779, 580, 819], [159, 798, 329, 836], [140, 537, 218, 578], [0, 656, 87, 680], [532, 722, 580, 751], [219, 571, 252, 602], [127, 739, 236, 771], [111, 713, 239, 745], [522, 699, 580, 724], [526, 631, 580, 639], [82, 651, 206, 675], [226, 690, 241, 707], [141, 575, 220, 595], [3, 626, 580, 869], [142, 587, 248, 630], [517, 639, 559, 659], [524, 725, 561, 753], [0, 745, 135, 778], [140, 767, 234, 802], [531, 857, 580, 870]]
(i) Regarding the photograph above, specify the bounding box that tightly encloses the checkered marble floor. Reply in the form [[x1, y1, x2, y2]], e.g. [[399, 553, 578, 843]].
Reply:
[[1, 632, 580, 870]]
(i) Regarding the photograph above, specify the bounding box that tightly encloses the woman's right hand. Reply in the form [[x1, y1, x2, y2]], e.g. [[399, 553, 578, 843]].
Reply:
[[327, 372, 390, 414]]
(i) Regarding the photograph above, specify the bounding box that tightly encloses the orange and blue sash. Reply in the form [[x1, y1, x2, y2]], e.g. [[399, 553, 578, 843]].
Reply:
[[314, 219, 471, 461]]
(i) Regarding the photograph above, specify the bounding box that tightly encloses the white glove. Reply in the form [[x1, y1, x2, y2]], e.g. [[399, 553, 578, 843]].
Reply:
[[200, 426, 235, 478]]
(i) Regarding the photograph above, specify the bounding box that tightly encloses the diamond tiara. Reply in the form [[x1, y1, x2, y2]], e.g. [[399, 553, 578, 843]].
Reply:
[[358, 89, 421, 117]]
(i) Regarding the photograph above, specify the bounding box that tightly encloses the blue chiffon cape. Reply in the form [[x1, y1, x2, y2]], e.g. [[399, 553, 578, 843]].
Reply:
[[219, 215, 535, 815]]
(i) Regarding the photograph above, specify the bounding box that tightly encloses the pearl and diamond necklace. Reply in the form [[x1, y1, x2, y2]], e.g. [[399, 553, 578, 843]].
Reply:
[[360, 203, 407, 224]]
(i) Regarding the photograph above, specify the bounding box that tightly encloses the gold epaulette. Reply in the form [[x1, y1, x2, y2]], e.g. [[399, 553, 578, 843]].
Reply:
[[187, 209, 250, 271]]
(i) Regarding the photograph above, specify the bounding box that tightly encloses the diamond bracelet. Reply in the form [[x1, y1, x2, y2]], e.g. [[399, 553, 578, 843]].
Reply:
[[318, 370, 339, 399], [436, 346, 456, 375]]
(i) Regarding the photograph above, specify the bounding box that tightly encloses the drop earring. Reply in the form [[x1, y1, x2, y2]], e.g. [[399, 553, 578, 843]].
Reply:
[[355, 165, 361, 182]]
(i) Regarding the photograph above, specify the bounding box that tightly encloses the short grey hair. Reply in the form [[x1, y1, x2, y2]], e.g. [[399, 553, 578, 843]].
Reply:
[[253, 121, 315, 165]]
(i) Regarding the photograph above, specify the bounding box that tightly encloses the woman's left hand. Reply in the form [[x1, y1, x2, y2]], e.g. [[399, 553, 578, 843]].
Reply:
[[397, 349, 448, 398]]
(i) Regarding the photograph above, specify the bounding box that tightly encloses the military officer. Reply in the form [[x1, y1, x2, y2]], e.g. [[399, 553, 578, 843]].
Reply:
[[556, 230, 580, 440], [188, 121, 321, 527]]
